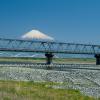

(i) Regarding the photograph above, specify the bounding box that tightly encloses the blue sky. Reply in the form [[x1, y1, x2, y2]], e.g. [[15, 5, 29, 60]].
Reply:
[[0, 0, 100, 44]]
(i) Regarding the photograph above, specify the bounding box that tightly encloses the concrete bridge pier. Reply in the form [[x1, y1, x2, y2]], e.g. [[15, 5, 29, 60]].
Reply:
[[95, 54, 100, 65], [45, 53, 54, 65]]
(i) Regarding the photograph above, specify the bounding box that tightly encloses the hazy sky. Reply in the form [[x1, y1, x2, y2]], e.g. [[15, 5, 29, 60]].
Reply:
[[0, 0, 100, 44]]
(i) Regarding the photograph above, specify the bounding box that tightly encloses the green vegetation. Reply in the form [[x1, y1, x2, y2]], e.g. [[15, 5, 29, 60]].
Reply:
[[0, 57, 96, 64], [0, 57, 45, 63], [0, 80, 97, 100], [53, 58, 95, 64]]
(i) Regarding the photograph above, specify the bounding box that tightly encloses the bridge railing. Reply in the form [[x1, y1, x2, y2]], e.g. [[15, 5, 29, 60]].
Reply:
[[0, 38, 100, 54]]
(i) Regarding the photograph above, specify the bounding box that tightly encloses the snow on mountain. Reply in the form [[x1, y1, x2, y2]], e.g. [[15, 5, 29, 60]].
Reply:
[[21, 30, 54, 41]]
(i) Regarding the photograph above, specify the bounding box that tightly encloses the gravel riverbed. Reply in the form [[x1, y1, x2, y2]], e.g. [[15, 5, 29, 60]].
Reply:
[[0, 66, 100, 98]]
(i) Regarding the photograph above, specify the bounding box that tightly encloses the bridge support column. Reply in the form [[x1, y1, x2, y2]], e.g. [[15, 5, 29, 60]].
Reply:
[[45, 53, 54, 65], [95, 54, 100, 65]]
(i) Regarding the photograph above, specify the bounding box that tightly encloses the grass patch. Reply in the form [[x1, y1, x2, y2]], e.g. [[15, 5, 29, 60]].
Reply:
[[53, 58, 95, 64], [0, 57, 96, 64], [0, 80, 96, 100]]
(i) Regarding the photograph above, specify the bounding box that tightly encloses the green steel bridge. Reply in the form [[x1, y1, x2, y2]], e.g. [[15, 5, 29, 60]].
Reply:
[[0, 38, 100, 65]]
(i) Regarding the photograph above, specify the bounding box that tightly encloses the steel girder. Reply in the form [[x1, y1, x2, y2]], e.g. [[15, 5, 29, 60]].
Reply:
[[0, 38, 100, 55]]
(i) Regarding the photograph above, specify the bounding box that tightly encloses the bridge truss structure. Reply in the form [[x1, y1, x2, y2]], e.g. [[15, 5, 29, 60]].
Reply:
[[0, 38, 100, 65]]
